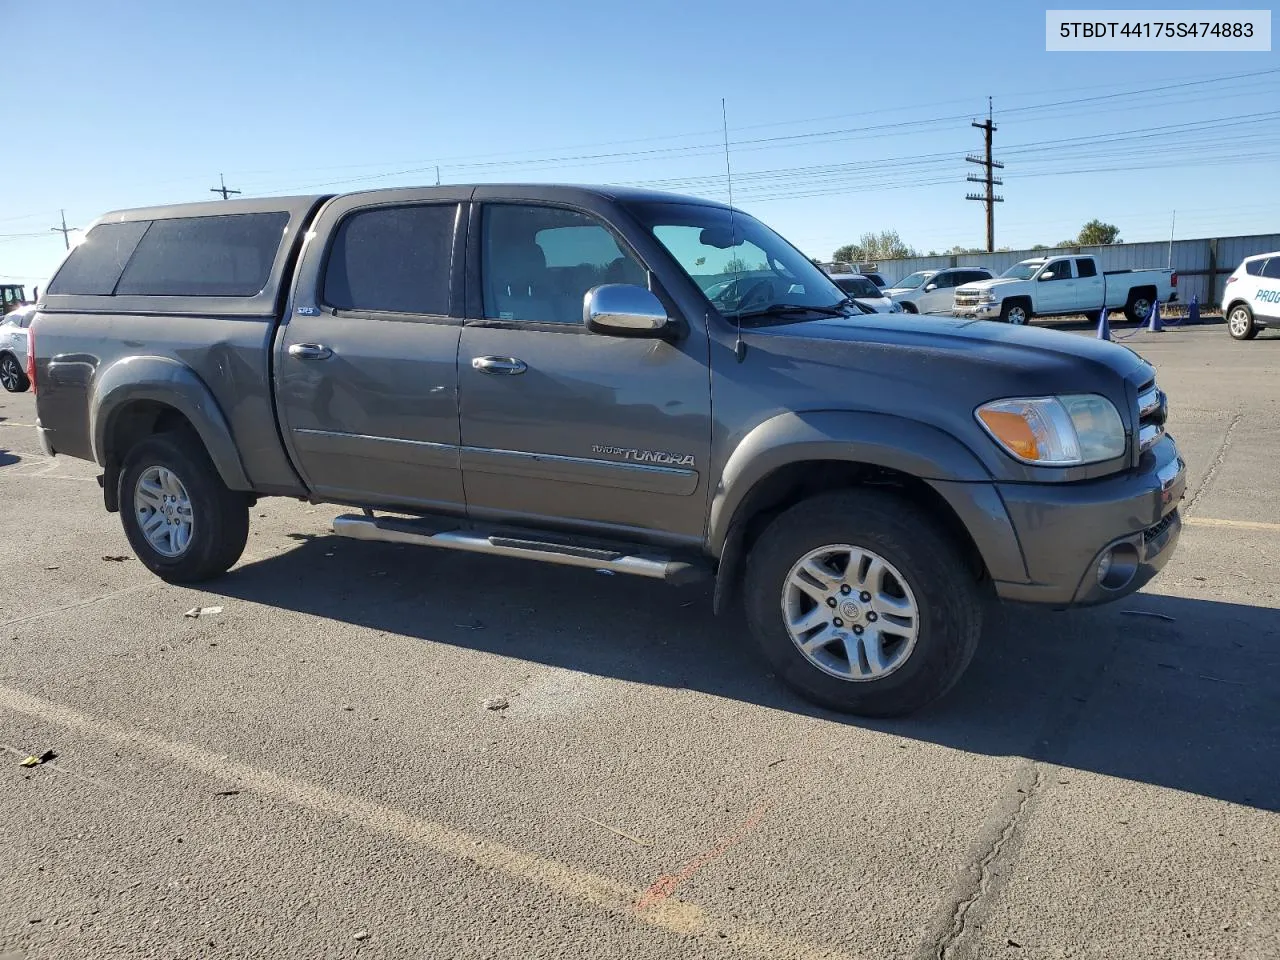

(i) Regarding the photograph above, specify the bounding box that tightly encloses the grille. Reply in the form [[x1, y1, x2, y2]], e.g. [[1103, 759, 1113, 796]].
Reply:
[[1136, 379, 1167, 453], [953, 291, 980, 308]]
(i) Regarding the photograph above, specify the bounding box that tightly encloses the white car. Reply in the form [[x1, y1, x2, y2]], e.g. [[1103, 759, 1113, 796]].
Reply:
[[0, 305, 34, 392], [1222, 251, 1280, 340], [828, 273, 901, 313]]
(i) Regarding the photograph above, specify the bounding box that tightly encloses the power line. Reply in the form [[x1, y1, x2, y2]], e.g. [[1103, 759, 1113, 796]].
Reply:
[[210, 173, 241, 200]]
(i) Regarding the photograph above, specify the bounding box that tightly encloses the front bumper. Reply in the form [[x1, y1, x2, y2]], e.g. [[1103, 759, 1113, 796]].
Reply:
[[993, 435, 1185, 606], [953, 302, 1000, 319]]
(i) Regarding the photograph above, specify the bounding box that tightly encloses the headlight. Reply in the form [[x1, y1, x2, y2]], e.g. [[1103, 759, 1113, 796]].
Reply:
[[976, 395, 1125, 465], [977, 291, 997, 302]]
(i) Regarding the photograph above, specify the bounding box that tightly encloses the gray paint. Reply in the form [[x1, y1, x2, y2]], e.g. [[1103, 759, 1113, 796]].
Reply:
[[31, 183, 1186, 609]]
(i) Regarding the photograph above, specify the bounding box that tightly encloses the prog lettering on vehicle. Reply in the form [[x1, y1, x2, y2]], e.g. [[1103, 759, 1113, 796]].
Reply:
[[1257, 289, 1280, 303], [592, 444, 695, 468]]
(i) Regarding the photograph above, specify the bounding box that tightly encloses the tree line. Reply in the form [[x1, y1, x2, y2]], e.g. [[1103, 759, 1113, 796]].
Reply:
[[830, 220, 1121, 263]]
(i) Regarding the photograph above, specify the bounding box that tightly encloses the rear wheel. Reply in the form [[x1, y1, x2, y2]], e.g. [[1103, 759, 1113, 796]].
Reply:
[[744, 491, 984, 717], [119, 431, 249, 583], [1124, 290, 1155, 324], [0, 353, 28, 392], [1227, 304, 1258, 340]]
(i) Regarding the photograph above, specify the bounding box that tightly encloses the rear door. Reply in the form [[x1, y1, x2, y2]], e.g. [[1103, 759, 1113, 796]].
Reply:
[[276, 188, 470, 511], [456, 197, 711, 544], [1074, 258, 1104, 312]]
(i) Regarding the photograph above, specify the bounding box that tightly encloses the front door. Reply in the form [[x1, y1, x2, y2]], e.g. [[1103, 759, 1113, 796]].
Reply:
[[276, 192, 468, 511], [1035, 259, 1077, 313], [457, 201, 711, 544], [915, 271, 957, 314]]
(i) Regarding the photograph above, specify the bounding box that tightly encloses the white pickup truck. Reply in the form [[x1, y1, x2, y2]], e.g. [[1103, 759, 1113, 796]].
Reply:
[[952, 255, 1177, 325]]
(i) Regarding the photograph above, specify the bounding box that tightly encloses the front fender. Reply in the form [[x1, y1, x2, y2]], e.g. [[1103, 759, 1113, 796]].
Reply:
[[708, 410, 994, 555], [90, 356, 251, 491]]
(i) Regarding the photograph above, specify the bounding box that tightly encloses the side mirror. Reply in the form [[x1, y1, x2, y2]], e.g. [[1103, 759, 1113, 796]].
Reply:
[[584, 284, 673, 338], [1039, 271, 1055, 280], [923, 283, 937, 292]]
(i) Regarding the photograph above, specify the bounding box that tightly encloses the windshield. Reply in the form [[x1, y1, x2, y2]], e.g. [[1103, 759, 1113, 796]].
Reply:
[[627, 202, 849, 321], [834, 277, 882, 299], [1001, 262, 1043, 280], [894, 271, 933, 289]]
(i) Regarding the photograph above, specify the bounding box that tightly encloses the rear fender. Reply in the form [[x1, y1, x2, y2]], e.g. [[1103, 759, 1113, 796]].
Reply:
[[90, 356, 250, 491]]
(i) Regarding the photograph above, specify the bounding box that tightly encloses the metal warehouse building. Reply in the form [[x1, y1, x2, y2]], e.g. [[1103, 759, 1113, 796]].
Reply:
[[856, 234, 1280, 307]]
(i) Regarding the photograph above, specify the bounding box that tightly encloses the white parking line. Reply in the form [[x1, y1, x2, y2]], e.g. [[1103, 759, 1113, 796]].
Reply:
[[0, 683, 848, 960]]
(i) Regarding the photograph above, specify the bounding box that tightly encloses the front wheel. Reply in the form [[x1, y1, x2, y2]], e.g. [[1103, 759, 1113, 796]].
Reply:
[[0, 353, 28, 392], [119, 431, 250, 583], [1227, 304, 1258, 340], [744, 491, 984, 717], [1000, 301, 1030, 325]]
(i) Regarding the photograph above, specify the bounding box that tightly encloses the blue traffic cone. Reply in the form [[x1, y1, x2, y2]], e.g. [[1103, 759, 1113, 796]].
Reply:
[[1188, 294, 1200, 325], [1096, 307, 1111, 340], [1147, 298, 1163, 332]]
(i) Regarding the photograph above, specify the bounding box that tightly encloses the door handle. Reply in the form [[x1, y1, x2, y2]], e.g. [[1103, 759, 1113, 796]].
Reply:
[[472, 356, 527, 375], [288, 343, 333, 361]]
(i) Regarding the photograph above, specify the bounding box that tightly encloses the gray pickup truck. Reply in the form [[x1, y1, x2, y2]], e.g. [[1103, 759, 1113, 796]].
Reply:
[[29, 185, 1185, 716]]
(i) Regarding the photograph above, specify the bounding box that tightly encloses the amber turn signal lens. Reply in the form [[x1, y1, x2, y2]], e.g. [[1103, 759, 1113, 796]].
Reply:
[[976, 409, 1040, 461]]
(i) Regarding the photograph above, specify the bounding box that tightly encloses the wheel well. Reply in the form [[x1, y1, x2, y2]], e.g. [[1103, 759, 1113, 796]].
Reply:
[[714, 460, 987, 614], [102, 401, 199, 512], [899, 301, 918, 313], [1225, 299, 1251, 315], [1126, 285, 1157, 304]]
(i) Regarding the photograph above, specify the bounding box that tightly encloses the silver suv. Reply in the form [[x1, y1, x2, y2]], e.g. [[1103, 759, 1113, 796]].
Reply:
[[884, 267, 993, 314]]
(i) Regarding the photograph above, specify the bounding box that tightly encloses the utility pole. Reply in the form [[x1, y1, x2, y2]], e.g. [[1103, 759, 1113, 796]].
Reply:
[[965, 97, 1003, 253], [210, 173, 241, 200], [50, 209, 78, 249]]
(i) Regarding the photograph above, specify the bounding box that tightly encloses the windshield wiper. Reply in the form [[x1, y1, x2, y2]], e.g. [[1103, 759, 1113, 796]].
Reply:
[[735, 301, 852, 320]]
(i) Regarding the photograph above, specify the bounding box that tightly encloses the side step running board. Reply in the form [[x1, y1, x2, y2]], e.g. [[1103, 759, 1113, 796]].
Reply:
[[331, 514, 705, 585]]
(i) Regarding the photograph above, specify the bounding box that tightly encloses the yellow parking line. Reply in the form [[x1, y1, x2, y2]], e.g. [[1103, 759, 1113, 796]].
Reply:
[[0, 683, 853, 960], [0, 420, 38, 428], [1184, 517, 1280, 533]]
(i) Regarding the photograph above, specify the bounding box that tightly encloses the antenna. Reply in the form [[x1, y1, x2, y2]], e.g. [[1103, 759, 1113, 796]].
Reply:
[[722, 98, 746, 362]]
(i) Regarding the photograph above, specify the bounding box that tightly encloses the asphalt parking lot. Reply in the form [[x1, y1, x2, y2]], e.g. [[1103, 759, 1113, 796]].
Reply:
[[1, 323, 1277, 960]]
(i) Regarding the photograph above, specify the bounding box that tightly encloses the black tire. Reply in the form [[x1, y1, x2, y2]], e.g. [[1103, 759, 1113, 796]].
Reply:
[[999, 299, 1031, 325], [1227, 303, 1258, 341], [0, 353, 29, 393], [118, 431, 249, 583], [1123, 289, 1156, 325], [899, 301, 918, 314], [744, 490, 984, 717]]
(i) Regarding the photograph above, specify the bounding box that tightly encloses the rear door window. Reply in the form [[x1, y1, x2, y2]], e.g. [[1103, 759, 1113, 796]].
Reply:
[[323, 204, 457, 315], [115, 213, 289, 297], [1244, 259, 1265, 276], [1262, 258, 1280, 280], [47, 221, 150, 295], [1075, 259, 1098, 278]]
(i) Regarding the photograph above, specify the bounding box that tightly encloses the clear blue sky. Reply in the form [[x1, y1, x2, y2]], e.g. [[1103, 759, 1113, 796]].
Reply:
[[3, 0, 1277, 288]]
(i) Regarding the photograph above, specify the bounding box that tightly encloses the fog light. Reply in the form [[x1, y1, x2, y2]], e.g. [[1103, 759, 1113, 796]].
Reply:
[[1096, 543, 1140, 591]]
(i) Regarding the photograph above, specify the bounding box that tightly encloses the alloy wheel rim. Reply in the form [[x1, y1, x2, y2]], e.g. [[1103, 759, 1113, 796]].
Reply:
[[134, 465, 195, 557], [781, 544, 921, 682], [0, 356, 17, 389]]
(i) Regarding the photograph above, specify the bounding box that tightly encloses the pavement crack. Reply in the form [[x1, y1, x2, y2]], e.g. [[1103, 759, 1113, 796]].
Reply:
[[933, 763, 1043, 960], [1183, 413, 1241, 516]]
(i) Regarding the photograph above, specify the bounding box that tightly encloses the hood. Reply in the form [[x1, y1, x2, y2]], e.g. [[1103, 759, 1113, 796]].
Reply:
[[958, 276, 1024, 292], [746, 311, 1152, 411]]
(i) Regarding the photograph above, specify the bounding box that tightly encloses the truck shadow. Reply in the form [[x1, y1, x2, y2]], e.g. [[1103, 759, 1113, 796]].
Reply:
[[210, 537, 1279, 812], [0, 447, 20, 468]]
